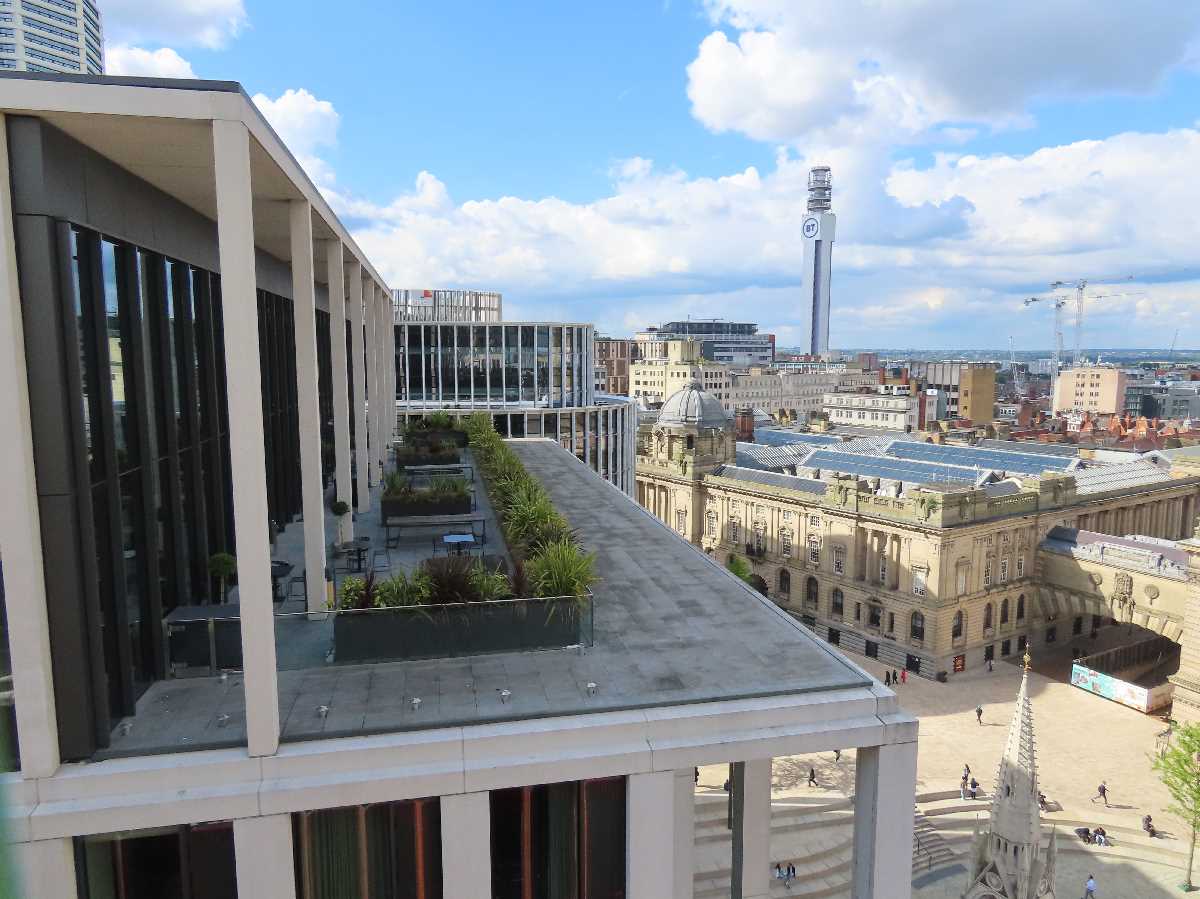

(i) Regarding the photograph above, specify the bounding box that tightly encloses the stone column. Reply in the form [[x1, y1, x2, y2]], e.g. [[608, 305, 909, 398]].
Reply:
[[347, 263, 370, 513], [0, 114, 59, 777], [364, 280, 379, 487], [673, 769, 697, 899], [852, 741, 918, 899], [441, 792, 491, 899], [213, 119, 279, 756], [889, 535, 901, 590], [15, 838, 76, 897], [289, 201, 326, 615], [234, 815, 297, 899], [326, 242, 352, 540], [627, 771, 678, 899], [731, 758, 771, 899]]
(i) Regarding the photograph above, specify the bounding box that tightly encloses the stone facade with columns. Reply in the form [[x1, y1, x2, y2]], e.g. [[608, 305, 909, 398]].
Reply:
[[637, 384, 1200, 678]]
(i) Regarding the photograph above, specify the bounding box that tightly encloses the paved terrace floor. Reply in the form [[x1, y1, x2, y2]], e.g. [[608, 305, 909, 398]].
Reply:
[[101, 439, 870, 758]]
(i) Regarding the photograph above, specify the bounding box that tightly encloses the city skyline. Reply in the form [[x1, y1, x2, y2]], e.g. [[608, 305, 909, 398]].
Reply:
[[98, 1, 1200, 350]]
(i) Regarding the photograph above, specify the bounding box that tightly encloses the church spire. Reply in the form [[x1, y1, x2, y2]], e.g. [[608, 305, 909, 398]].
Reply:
[[963, 652, 1056, 899]]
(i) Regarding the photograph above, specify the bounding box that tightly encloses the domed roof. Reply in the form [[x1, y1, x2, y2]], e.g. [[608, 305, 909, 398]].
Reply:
[[658, 379, 731, 429]]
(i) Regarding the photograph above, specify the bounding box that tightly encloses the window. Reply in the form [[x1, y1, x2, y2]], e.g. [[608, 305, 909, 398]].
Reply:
[[854, 602, 862, 622], [1000, 598, 1010, 624], [1045, 626, 1057, 644], [1072, 615, 1083, 636], [752, 523, 766, 554], [912, 568, 926, 597], [887, 611, 895, 634], [808, 514, 821, 526], [779, 569, 791, 596], [879, 555, 888, 585], [831, 589, 844, 617], [910, 611, 925, 641], [956, 563, 969, 596], [1001, 639, 1011, 657], [865, 640, 878, 659], [827, 628, 840, 646], [675, 509, 686, 534], [999, 559, 1009, 583], [805, 577, 819, 608], [780, 528, 793, 558], [1016, 594, 1026, 621], [952, 611, 965, 639], [1016, 556, 1025, 578], [983, 561, 992, 588], [868, 605, 882, 628], [705, 511, 717, 537], [77, 822, 238, 899], [833, 546, 845, 575], [1017, 635, 1027, 652], [808, 536, 820, 564], [729, 519, 740, 543], [984, 644, 994, 661]]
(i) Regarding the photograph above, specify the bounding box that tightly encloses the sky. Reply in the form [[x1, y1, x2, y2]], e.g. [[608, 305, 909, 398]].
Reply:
[[101, 1, 1200, 351]]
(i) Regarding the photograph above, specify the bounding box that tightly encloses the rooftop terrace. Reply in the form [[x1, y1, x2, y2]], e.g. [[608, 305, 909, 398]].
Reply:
[[102, 439, 870, 758]]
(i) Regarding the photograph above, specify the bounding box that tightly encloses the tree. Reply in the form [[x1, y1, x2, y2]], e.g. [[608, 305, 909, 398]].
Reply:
[[208, 552, 237, 604], [726, 554, 754, 585], [1152, 721, 1200, 891]]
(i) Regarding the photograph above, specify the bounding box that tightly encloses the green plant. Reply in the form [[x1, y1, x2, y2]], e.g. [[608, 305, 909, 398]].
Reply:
[[428, 475, 469, 501], [382, 470, 413, 499], [421, 555, 478, 604], [1152, 721, 1200, 891], [726, 554, 753, 584], [337, 575, 368, 611], [470, 560, 513, 601], [208, 552, 236, 602], [374, 571, 433, 608], [331, 500, 351, 517], [425, 410, 454, 430], [526, 538, 596, 598]]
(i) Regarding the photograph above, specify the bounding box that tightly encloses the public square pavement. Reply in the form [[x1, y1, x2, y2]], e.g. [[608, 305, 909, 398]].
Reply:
[[698, 632, 1196, 897]]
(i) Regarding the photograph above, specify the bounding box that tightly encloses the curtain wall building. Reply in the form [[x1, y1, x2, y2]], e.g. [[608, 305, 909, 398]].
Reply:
[[0, 74, 919, 899], [2, 0, 103, 75]]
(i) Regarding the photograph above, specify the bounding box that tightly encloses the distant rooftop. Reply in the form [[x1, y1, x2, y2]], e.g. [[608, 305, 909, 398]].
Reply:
[[1041, 526, 1190, 580]]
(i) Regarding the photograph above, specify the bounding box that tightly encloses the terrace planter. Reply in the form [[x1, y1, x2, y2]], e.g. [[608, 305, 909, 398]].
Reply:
[[395, 449, 462, 468], [380, 495, 472, 520], [411, 428, 467, 448], [332, 596, 588, 663]]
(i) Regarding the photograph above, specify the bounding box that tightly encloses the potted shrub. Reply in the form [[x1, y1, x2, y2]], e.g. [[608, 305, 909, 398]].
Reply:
[[396, 438, 461, 467], [409, 411, 468, 448], [208, 552, 237, 604], [330, 500, 352, 544], [332, 571, 435, 662], [380, 472, 471, 519]]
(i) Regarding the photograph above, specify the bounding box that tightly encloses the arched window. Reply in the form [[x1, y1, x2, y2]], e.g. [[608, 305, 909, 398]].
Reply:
[[705, 511, 717, 537], [831, 589, 844, 617], [952, 610, 965, 639], [910, 611, 925, 641], [806, 577, 819, 608], [1000, 598, 1010, 624], [686, 435, 695, 450], [779, 528, 793, 558], [675, 509, 687, 534], [983, 603, 994, 631], [1017, 594, 1026, 621], [779, 569, 791, 596]]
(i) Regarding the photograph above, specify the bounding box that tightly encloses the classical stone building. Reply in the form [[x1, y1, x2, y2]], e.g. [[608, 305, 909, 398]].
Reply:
[[637, 381, 1200, 678]]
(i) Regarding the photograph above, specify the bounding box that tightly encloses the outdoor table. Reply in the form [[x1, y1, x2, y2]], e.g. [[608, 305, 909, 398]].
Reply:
[[335, 537, 370, 572], [270, 560, 294, 602], [442, 533, 476, 555], [384, 513, 486, 548]]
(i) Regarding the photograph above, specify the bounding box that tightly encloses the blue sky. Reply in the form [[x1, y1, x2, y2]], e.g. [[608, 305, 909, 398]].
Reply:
[[103, 1, 1200, 351]]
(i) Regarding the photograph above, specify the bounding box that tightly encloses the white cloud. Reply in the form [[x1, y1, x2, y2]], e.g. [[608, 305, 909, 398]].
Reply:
[[102, 0, 247, 50], [252, 89, 340, 188], [105, 45, 196, 79]]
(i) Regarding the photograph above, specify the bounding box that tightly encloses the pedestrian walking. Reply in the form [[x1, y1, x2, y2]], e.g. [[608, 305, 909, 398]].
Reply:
[[960, 775, 968, 800], [775, 864, 784, 882], [787, 862, 796, 885], [969, 777, 979, 800], [1084, 873, 1097, 898], [892, 668, 899, 685], [987, 659, 994, 672], [808, 767, 818, 787], [885, 670, 891, 687], [963, 763, 971, 780], [975, 704, 983, 725], [834, 748, 841, 763], [1091, 782, 1108, 807], [900, 669, 907, 684]]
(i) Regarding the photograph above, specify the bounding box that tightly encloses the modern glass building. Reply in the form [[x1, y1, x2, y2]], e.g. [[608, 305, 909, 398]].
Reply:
[[392, 288, 502, 322], [1, 0, 104, 75], [395, 319, 638, 494]]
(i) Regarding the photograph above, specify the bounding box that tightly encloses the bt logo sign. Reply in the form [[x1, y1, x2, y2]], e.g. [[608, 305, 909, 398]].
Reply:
[[802, 216, 821, 239]]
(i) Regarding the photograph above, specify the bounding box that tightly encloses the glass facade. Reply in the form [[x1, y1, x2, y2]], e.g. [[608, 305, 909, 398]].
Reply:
[[293, 798, 443, 899], [75, 822, 238, 899], [396, 322, 593, 410], [490, 778, 626, 899]]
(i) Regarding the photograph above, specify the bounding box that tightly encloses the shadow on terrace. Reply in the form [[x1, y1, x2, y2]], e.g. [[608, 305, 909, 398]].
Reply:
[[101, 414, 597, 758]]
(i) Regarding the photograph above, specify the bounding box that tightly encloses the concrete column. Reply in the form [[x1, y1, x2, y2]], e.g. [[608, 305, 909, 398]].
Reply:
[[0, 113, 59, 777], [289, 201, 326, 615], [673, 769, 697, 899], [213, 119, 279, 757], [731, 758, 772, 899], [15, 838, 76, 898], [347, 262, 370, 513], [852, 741, 918, 899], [326, 241, 353, 541], [234, 814, 297, 899], [441, 792, 491, 899], [626, 771, 677, 899], [889, 535, 901, 590], [365, 280, 379, 486]]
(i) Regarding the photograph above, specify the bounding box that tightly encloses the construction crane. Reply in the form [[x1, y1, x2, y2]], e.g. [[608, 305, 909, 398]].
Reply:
[[1008, 335, 1024, 398], [1049, 277, 1143, 367], [1023, 294, 1068, 377]]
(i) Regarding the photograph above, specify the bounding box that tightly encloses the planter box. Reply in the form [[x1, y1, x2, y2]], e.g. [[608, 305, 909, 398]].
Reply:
[[396, 449, 461, 467], [380, 495, 472, 520], [411, 428, 467, 448], [333, 595, 590, 663]]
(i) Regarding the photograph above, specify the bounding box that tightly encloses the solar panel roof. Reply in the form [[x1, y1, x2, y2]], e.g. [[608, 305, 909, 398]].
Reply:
[[885, 441, 1077, 474], [712, 465, 828, 495], [753, 430, 842, 447], [800, 449, 986, 486], [977, 439, 1080, 458]]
